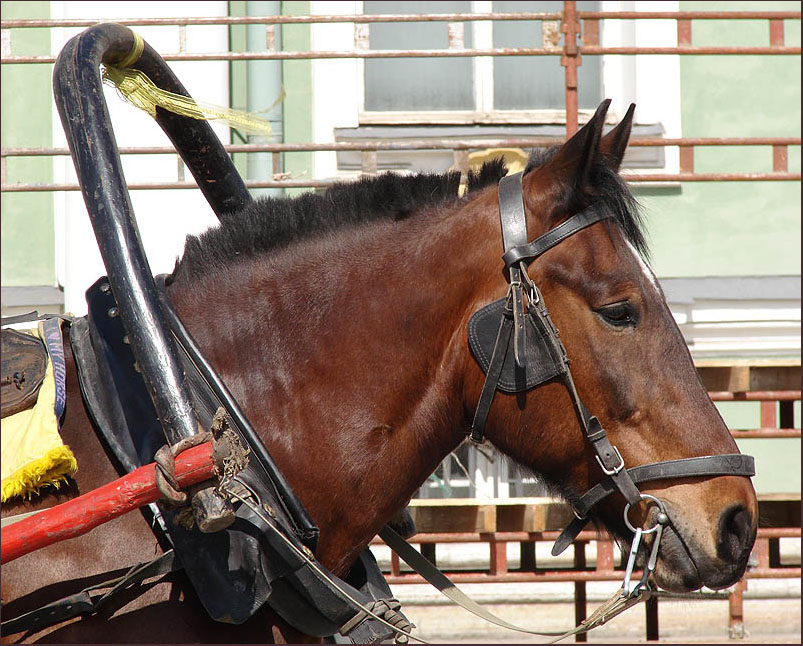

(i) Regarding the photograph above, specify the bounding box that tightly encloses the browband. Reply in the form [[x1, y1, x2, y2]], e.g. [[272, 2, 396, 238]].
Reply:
[[503, 204, 611, 268]]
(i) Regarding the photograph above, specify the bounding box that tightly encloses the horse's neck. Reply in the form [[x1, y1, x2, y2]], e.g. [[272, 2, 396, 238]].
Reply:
[[168, 191, 500, 570]]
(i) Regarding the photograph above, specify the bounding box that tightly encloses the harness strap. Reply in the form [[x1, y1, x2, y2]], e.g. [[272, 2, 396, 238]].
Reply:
[[1, 550, 178, 637], [552, 454, 756, 556], [469, 299, 514, 443], [498, 172, 529, 367], [380, 526, 566, 637], [380, 525, 645, 643], [502, 204, 610, 268]]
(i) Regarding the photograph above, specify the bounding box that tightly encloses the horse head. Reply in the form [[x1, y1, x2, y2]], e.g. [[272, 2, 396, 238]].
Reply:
[[467, 100, 758, 593]]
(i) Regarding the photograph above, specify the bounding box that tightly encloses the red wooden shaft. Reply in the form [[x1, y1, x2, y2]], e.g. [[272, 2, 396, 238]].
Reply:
[[1, 442, 216, 563]]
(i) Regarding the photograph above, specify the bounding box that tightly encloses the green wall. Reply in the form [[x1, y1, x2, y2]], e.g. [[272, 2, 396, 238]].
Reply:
[[0, 1, 55, 287], [281, 1, 313, 196], [635, 0, 801, 278], [631, 2, 802, 493]]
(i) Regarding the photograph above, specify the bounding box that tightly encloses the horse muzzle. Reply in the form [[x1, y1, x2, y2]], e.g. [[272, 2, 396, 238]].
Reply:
[[652, 502, 757, 592]]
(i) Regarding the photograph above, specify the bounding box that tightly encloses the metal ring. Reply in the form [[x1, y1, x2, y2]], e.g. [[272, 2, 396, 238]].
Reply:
[[623, 494, 667, 534]]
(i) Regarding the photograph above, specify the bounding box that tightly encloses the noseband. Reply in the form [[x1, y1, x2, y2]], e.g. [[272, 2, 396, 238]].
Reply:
[[468, 171, 755, 556]]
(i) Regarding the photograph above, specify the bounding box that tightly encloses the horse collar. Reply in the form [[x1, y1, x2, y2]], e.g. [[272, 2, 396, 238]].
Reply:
[[467, 171, 755, 557]]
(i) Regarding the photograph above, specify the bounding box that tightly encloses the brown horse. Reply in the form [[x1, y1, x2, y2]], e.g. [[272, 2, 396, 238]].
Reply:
[[1, 103, 758, 643]]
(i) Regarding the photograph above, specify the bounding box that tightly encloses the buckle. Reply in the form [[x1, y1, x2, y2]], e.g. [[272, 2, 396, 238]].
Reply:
[[595, 445, 625, 476]]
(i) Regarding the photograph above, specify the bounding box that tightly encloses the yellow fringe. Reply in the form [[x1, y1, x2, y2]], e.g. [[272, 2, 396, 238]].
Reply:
[[0, 445, 77, 503], [101, 66, 277, 135]]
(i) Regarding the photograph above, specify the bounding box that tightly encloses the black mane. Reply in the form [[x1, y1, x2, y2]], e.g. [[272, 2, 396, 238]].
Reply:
[[173, 151, 646, 281], [173, 161, 505, 281]]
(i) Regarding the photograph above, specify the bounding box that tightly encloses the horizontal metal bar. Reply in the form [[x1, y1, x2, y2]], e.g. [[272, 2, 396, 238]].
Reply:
[[729, 428, 801, 439], [3, 171, 800, 193], [383, 567, 802, 585], [708, 391, 801, 401], [3, 44, 800, 65], [578, 11, 801, 20], [581, 46, 801, 55], [4, 138, 800, 158], [622, 172, 801, 181], [0, 13, 563, 29], [2, 11, 798, 29], [375, 526, 800, 545]]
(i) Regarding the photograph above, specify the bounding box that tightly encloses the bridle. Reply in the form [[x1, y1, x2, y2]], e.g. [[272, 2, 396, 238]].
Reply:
[[467, 170, 755, 561]]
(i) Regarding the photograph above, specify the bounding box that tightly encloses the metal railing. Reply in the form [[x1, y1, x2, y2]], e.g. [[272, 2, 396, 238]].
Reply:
[[374, 386, 801, 641], [1, 5, 801, 193]]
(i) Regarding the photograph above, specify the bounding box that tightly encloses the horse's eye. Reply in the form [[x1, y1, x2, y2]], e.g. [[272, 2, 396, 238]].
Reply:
[[594, 301, 638, 328]]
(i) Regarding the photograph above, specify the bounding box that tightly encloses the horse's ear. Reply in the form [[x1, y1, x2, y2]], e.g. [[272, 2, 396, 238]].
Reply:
[[538, 99, 610, 191], [599, 103, 635, 171]]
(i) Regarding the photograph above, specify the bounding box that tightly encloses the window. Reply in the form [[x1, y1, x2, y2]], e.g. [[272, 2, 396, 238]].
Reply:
[[309, 1, 681, 183], [361, 0, 603, 123]]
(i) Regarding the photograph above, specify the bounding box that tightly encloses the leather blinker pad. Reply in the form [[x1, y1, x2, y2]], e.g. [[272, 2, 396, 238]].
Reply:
[[468, 297, 566, 393]]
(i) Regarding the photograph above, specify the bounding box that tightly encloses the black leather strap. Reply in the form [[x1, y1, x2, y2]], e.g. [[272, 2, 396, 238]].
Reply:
[[498, 172, 528, 252], [574, 454, 756, 519], [502, 204, 610, 268], [498, 172, 529, 367], [469, 301, 514, 443], [1, 550, 178, 636], [551, 454, 756, 556]]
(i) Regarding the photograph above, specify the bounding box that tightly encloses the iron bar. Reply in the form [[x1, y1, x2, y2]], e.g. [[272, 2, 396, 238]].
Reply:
[[562, 0, 581, 136], [3, 137, 800, 158], [4, 44, 800, 65], [2, 11, 799, 29], [728, 428, 801, 439], [381, 567, 801, 585], [4, 171, 800, 193], [708, 391, 801, 401]]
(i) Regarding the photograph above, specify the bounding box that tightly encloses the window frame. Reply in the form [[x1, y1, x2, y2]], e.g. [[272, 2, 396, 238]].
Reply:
[[309, 0, 681, 179]]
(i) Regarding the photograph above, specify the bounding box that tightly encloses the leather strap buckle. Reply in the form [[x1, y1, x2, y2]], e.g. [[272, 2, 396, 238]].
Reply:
[[595, 445, 625, 476]]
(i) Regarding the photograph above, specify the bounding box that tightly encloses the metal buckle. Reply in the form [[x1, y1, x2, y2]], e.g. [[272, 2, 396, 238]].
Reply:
[[595, 445, 624, 476]]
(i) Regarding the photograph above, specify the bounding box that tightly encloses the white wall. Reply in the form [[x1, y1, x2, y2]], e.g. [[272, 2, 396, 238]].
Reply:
[[50, 1, 230, 315]]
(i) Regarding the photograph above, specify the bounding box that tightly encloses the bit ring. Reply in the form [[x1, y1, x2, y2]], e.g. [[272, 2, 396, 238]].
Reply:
[[623, 494, 667, 534]]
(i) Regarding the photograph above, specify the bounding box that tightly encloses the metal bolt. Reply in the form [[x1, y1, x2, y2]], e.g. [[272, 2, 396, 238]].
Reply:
[[107, 307, 119, 318], [657, 512, 669, 525]]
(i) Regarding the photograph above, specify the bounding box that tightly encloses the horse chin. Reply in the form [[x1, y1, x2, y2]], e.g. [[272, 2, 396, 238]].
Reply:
[[651, 525, 746, 593]]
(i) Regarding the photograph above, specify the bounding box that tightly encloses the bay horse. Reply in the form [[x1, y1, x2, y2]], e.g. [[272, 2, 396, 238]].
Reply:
[[1, 102, 758, 643]]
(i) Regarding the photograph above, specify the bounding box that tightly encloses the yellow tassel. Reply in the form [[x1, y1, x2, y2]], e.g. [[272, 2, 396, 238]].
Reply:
[[1, 445, 78, 503], [102, 65, 278, 135]]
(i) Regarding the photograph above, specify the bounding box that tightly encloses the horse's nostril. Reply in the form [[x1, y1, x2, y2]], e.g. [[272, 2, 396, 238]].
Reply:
[[717, 505, 756, 563]]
